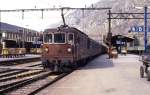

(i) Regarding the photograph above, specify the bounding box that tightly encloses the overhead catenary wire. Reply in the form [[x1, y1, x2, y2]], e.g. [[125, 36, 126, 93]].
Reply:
[[0, 7, 111, 20], [0, 7, 111, 12], [0, 7, 111, 33]]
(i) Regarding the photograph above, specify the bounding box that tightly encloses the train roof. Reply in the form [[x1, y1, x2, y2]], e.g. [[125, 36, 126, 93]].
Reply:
[[44, 25, 88, 36]]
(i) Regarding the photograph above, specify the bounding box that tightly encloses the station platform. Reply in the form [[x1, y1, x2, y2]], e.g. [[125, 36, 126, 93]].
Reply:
[[37, 54, 150, 95], [0, 54, 41, 63]]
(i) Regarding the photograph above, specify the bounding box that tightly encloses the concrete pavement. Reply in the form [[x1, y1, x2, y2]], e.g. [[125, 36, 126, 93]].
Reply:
[[37, 54, 150, 95]]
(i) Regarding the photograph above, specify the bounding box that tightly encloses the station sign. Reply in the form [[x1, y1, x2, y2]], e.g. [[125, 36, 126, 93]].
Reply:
[[116, 40, 125, 45], [130, 26, 150, 32]]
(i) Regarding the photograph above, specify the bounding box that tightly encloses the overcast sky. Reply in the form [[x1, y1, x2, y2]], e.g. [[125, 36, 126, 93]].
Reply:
[[0, 0, 100, 31]]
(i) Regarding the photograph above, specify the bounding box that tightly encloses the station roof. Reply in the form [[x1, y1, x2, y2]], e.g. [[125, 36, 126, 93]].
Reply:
[[111, 35, 134, 42], [111, 34, 134, 46], [0, 22, 38, 33]]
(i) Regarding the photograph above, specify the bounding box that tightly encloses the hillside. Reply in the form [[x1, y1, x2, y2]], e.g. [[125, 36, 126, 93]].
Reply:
[[64, 0, 150, 42], [49, 0, 150, 43]]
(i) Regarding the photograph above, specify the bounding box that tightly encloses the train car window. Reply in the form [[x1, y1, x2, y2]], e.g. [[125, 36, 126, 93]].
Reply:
[[54, 33, 65, 43], [44, 34, 52, 43], [68, 34, 74, 44]]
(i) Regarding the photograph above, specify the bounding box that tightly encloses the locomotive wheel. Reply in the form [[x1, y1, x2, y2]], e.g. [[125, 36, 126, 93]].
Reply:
[[140, 66, 144, 78], [147, 70, 150, 81]]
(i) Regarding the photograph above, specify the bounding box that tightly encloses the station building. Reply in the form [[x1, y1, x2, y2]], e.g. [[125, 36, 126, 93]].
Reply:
[[127, 32, 150, 52], [0, 22, 43, 53]]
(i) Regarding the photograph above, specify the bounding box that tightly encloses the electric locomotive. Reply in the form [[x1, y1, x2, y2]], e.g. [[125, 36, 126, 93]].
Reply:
[[41, 8, 106, 72], [41, 25, 105, 72]]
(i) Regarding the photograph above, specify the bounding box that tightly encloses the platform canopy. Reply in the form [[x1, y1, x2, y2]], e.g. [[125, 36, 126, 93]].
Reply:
[[111, 34, 134, 46]]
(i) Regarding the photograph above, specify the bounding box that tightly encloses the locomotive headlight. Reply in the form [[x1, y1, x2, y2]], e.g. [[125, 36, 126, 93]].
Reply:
[[45, 48, 49, 52], [67, 48, 72, 52]]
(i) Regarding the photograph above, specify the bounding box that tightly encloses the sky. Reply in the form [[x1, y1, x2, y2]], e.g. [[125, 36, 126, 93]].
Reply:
[[0, 0, 100, 31]]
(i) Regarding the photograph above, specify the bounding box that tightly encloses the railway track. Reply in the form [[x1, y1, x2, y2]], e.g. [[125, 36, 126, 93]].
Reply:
[[0, 69, 14, 74], [0, 70, 48, 90], [0, 70, 44, 82], [0, 61, 44, 87], [0, 61, 42, 78], [0, 71, 68, 95], [0, 56, 40, 65], [15, 61, 42, 67], [0, 60, 71, 95], [0, 70, 27, 79]]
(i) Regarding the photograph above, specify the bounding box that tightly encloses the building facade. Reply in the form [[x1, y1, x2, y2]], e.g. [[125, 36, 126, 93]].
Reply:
[[0, 22, 42, 52]]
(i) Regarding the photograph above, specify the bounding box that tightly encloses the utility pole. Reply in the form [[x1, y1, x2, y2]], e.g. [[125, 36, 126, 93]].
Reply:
[[107, 9, 112, 58], [22, 28, 25, 48], [144, 6, 148, 53]]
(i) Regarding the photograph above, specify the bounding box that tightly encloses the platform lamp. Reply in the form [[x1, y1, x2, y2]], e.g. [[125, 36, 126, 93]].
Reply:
[[135, 6, 149, 53]]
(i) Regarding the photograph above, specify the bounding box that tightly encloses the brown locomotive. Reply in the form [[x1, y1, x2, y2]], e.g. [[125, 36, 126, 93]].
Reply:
[[41, 25, 106, 72]]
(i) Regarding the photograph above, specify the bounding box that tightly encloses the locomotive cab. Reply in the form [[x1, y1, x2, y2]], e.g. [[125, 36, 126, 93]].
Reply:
[[41, 27, 75, 72]]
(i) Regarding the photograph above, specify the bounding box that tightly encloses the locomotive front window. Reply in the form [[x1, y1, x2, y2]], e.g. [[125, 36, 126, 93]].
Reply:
[[44, 34, 52, 43], [54, 33, 65, 43]]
